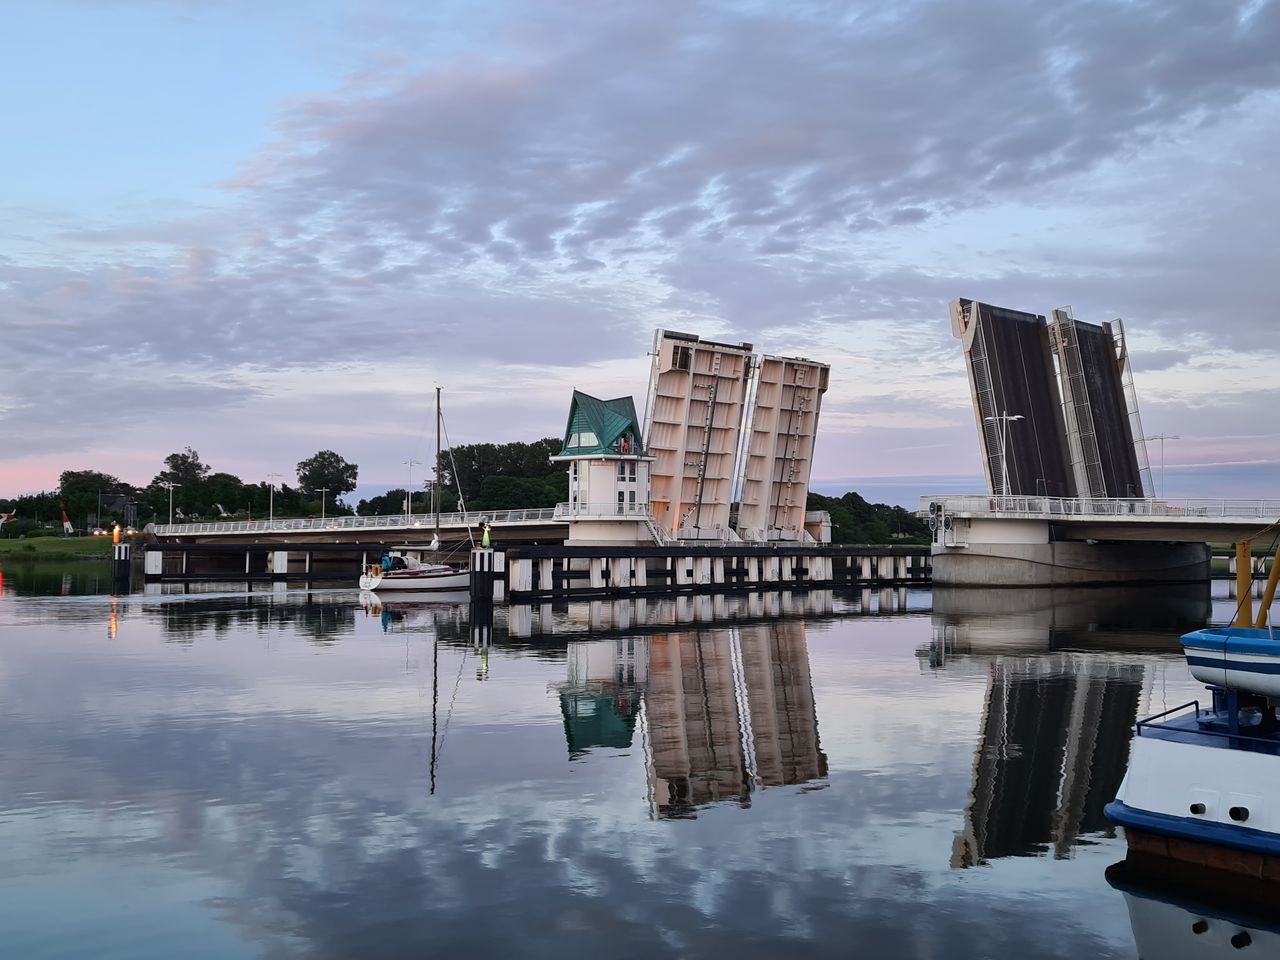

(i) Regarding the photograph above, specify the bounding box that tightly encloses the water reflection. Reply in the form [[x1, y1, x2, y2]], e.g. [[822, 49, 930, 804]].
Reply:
[[554, 623, 827, 817], [925, 585, 1211, 869], [927, 584, 1210, 662], [1, 581, 1200, 958], [1107, 860, 1280, 958], [950, 656, 1140, 866]]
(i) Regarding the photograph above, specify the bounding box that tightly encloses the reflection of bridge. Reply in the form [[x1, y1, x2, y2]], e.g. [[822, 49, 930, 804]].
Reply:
[[553, 622, 828, 818], [951, 655, 1142, 867]]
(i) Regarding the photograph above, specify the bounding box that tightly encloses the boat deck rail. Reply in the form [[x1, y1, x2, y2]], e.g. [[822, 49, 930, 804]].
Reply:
[[1137, 697, 1280, 754]]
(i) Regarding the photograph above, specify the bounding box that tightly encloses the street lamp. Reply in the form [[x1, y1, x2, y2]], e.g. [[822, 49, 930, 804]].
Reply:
[[403, 458, 421, 521], [983, 411, 1024, 498], [1141, 434, 1180, 500], [266, 473, 282, 525], [159, 481, 180, 526], [319, 487, 329, 521]]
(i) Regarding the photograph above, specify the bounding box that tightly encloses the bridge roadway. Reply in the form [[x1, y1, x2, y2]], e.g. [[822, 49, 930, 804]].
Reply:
[[924, 495, 1280, 543], [149, 506, 570, 545]]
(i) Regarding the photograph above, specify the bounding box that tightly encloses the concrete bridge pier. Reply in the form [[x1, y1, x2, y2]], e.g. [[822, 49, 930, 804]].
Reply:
[[932, 518, 1211, 587]]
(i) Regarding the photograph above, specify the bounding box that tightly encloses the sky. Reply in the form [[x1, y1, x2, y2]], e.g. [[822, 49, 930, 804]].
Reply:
[[3, 0, 1279, 507]]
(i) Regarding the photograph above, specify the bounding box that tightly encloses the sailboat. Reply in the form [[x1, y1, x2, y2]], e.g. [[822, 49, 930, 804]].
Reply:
[[359, 387, 471, 593]]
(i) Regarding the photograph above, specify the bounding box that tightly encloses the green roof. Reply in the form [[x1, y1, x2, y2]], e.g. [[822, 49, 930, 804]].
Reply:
[[558, 390, 646, 457]]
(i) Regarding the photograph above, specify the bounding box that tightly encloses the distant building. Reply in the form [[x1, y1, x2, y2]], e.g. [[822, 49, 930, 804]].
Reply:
[[551, 390, 655, 544]]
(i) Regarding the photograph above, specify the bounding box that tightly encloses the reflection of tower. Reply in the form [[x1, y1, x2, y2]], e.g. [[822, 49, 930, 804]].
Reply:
[[646, 632, 745, 817], [644, 625, 825, 818], [739, 622, 827, 787], [951, 655, 1142, 867], [557, 638, 649, 757]]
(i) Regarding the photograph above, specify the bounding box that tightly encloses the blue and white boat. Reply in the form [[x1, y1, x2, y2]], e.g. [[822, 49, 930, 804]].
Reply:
[[1105, 626, 1280, 875]]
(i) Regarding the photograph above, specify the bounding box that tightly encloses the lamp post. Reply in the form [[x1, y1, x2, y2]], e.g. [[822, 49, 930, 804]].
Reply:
[[266, 473, 282, 525], [983, 412, 1024, 498], [1141, 434, 1180, 499], [160, 481, 180, 526], [319, 487, 329, 521], [403, 458, 421, 521]]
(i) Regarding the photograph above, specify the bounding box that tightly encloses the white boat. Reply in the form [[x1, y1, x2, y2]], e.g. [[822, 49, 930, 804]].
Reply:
[[358, 386, 472, 594], [359, 553, 469, 592], [1106, 626, 1280, 875]]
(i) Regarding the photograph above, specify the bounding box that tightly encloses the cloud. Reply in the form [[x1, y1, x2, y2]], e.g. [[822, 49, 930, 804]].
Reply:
[[3, 0, 1279, 492]]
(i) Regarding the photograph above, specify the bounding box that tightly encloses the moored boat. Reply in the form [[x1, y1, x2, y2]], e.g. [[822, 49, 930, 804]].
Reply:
[[359, 553, 469, 592], [1105, 625, 1280, 877], [358, 385, 472, 594]]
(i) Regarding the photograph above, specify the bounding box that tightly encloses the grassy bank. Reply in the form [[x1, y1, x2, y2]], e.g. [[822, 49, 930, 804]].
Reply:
[[0, 536, 115, 559]]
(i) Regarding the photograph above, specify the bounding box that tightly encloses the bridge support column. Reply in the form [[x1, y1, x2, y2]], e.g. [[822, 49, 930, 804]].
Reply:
[[674, 558, 692, 587], [538, 559, 554, 592], [780, 556, 794, 582], [895, 555, 908, 580], [933, 521, 1211, 587], [509, 558, 533, 595], [589, 558, 606, 590], [859, 557, 871, 580], [696, 555, 716, 586], [1235, 541, 1254, 627], [609, 557, 632, 588], [712, 557, 725, 586], [763, 556, 780, 583]]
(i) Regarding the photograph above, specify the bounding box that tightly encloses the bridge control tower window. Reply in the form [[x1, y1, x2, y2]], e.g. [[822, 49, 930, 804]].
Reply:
[[672, 344, 692, 371]]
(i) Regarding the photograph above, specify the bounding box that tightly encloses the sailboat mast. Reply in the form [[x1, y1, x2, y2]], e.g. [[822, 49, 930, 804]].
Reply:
[[434, 385, 442, 539]]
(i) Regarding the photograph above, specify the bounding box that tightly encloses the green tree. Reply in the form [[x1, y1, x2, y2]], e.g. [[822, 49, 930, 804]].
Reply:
[[807, 492, 930, 545], [437, 437, 565, 505], [59, 469, 135, 531], [296, 450, 358, 502], [157, 448, 210, 487]]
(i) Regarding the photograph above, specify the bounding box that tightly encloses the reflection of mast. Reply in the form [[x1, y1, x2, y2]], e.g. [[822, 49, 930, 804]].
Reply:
[[429, 635, 439, 795], [952, 655, 1143, 868]]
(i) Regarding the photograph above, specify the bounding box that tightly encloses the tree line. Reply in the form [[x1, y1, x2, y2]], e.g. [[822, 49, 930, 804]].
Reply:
[[2, 436, 928, 544], [0, 447, 361, 537]]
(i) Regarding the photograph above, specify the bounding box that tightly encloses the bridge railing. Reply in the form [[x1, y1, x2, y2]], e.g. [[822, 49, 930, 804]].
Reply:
[[150, 507, 562, 538], [920, 495, 1280, 521], [552, 501, 652, 520]]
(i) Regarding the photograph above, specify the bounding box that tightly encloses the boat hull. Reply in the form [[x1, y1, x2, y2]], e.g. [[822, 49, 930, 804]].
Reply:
[[1181, 627, 1280, 697], [360, 569, 469, 592], [1107, 734, 1280, 875]]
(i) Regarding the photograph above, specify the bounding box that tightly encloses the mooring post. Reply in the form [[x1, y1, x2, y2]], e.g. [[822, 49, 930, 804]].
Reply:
[[470, 547, 496, 605], [112, 538, 131, 586]]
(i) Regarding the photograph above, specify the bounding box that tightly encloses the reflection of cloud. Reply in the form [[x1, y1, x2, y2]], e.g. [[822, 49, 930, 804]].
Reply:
[[0, 593, 1212, 955]]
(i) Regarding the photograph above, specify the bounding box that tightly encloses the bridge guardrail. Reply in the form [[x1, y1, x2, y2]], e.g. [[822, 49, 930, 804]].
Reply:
[[919, 495, 1280, 521], [151, 506, 563, 538]]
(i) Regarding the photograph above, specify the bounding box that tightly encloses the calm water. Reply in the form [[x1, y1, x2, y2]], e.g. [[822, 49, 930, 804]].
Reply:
[[0, 561, 1243, 958]]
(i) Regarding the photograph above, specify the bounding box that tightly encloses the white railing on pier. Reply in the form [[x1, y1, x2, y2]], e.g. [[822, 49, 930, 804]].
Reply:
[[921, 495, 1280, 523], [552, 501, 653, 520], [150, 507, 562, 538]]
